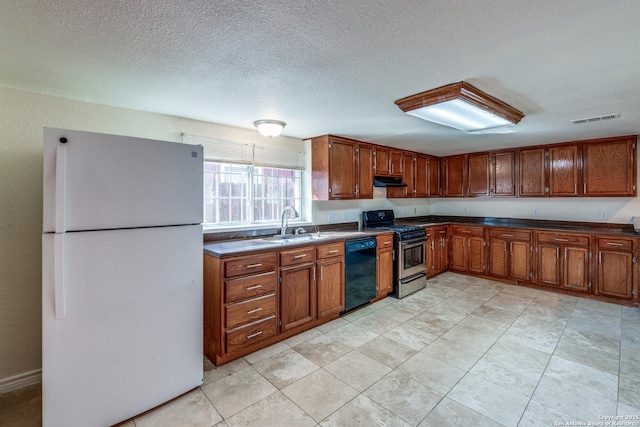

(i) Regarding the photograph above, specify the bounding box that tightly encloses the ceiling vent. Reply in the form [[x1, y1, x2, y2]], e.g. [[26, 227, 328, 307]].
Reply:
[[571, 113, 620, 124]]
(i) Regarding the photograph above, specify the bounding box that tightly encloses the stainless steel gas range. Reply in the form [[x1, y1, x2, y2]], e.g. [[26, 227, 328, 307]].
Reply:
[[363, 210, 427, 298]]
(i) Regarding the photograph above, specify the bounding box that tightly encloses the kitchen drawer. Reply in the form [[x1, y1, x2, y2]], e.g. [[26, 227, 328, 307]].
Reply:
[[225, 315, 277, 354], [598, 237, 634, 251], [280, 247, 315, 267], [225, 294, 276, 329], [317, 242, 345, 259], [376, 234, 394, 249], [451, 225, 484, 236], [224, 252, 277, 278], [489, 228, 531, 241], [536, 233, 589, 246], [225, 271, 277, 303]]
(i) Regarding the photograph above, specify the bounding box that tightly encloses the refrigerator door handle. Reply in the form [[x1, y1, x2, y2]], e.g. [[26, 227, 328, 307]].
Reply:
[[55, 144, 67, 233], [54, 233, 66, 319]]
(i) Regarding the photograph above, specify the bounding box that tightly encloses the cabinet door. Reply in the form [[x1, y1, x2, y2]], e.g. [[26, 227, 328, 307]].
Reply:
[[583, 139, 635, 196], [329, 139, 357, 199], [597, 250, 633, 298], [377, 248, 394, 296], [450, 235, 468, 271], [426, 235, 435, 277], [563, 246, 590, 291], [548, 145, 578, 196], [415, 155, 429, 197], [537, 243, 560, 286], [389, 150, 403, 177], [357, 143, 374, 199], [510, 241, 531, 281], [428, 158, 441, 197], [519, 148, 546, 197], [279, 264, 315, 332], [316, 257, 345, 318], [443, 156, 466, 197], [488, 238, 508, 278], [436, 234, 449, 274], [492, 150, 516, 197], [468, 153, 491, 197], [375, 147, 390, 176], [468, 236, 485, 274]]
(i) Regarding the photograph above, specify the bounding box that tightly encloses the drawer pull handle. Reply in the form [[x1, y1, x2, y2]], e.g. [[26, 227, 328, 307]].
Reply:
[[247, 331, 263, 339], [384, 241, 392, 244], [554, 238, 569, 242], [328, 249, 339, 253], [606, 242, 624, 246], [462, 231, 472, 234], [246, 263, 263, 269], [502, 234, 514, 237], [247, 307, 263, 314], [294, 254, 308, 259], [246, 285, 263, 291]]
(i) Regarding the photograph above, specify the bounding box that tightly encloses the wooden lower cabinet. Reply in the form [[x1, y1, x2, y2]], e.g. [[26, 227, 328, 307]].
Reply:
[[450, 226, 485, 274], [487, 228, 532, 281], [316, 242, 345, 318], [279, 262, 316, 332], [376, 234, 394, 297], [596, 237, 636, 299], [204, 241, 346, 366], [535, 233, 591, 292]]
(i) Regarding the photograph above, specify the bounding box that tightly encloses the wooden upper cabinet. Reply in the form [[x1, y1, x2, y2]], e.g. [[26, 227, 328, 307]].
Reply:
[[428, 157, 441, 197], [491, 150, 517, 197], [548, 145, 579, 196], [357, 143, 374, 199], [310, 135, 372, 200], [389, 149, 403, 177], [443, 155, 466, 197], [519, 148, 547, 197], [374, 146, 390, 176], [468, 153, 491, 197], [415, 154, 429, 197], [582, 137, 636, 196]]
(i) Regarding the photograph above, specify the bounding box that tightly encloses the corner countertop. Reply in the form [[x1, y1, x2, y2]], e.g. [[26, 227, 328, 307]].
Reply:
[[203, 230, 393, 257]]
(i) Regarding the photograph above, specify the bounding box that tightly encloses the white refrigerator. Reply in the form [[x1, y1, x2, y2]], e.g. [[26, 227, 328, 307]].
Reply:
[[42, 128, 204, 427]]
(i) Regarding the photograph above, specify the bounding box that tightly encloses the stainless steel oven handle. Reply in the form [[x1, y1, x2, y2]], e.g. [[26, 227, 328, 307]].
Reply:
[[400, 238, 427, 247]]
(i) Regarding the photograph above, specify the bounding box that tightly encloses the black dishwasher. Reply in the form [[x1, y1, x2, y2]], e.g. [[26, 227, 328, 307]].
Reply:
[[343, 237, 378, 313]]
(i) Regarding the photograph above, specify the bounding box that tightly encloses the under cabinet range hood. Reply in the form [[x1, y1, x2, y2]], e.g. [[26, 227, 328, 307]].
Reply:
[[374, 176, 407, 187]]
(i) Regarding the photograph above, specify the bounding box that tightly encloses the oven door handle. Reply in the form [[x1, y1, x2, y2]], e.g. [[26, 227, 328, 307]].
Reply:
[[400, 238, 427, 247], [400, 271, 427, 284]]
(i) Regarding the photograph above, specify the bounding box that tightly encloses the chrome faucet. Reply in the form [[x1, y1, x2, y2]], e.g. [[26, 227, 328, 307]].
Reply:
[[280, 206, 300, 235]]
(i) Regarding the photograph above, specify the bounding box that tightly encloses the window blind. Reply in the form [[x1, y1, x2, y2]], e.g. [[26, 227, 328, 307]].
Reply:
[[181, 133, 305, 170]]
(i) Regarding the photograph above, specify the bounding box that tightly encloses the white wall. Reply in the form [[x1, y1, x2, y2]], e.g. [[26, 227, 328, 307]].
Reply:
[[0, 86, 304, 382]]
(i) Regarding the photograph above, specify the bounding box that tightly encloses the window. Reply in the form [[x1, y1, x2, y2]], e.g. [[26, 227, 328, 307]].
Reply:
[[204, 162, 302, 225], [183, 133, 305, 228]]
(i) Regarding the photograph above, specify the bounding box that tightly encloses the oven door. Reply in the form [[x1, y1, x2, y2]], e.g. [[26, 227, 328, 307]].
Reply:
[[398, 238, 427, 279]]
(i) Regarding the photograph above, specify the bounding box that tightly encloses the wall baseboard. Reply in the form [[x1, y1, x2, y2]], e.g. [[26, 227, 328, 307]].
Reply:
[[0, 369, 42, 394]]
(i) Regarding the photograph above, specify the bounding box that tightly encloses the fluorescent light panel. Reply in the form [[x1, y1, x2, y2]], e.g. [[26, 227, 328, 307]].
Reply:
[[395, 81, 524, 133]]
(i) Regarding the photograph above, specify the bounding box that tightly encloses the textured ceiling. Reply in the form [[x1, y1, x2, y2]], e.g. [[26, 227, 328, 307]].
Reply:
[[2, 0, 639, 155]]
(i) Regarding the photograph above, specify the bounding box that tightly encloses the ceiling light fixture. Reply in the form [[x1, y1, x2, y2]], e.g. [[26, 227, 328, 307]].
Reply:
[[253, 119, 286, 138], [394, 81, 524, 132]]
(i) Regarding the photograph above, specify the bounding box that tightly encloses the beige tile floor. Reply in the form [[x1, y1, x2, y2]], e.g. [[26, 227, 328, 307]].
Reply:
[[3, 272, 640, 427]]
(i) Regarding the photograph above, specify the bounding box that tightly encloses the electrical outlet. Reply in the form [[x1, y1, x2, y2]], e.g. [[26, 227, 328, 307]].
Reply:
[[343, 211, 347, 220], [532, 208, 539, 217], [400, 207, 406, 215], [599, 210, 608, 220], [414, 207, 417, 215], [327, 213, 336, 222], [463, 207, 468, 214]]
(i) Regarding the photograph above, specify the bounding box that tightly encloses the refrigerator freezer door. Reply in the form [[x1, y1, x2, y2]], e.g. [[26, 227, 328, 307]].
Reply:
[[43, 128, 203, 232], [42, 225, 203, 427]]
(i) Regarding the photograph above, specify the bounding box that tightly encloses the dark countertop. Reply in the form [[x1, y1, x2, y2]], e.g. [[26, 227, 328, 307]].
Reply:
[[203, 230, 393, 257], [400, 216, 639, 237], [203, 216, 639, 257]]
